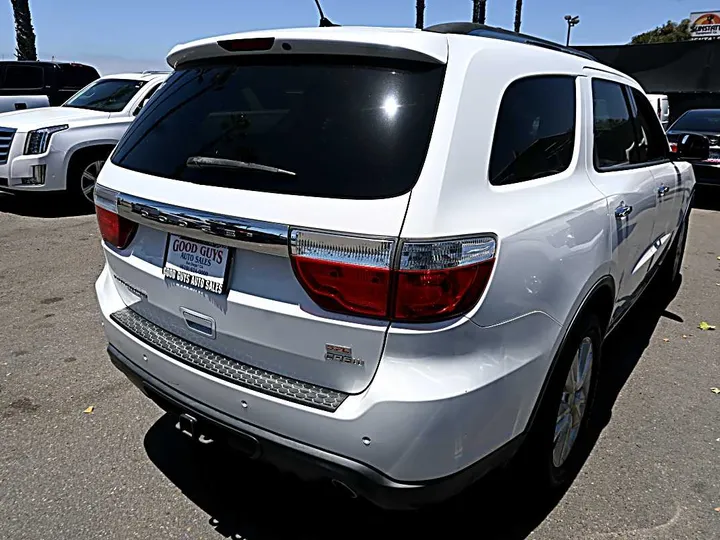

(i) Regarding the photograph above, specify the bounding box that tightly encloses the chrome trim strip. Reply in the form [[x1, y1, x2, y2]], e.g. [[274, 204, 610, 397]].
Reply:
[[114, 192, 289, 257], [94, 184, 118, 213]]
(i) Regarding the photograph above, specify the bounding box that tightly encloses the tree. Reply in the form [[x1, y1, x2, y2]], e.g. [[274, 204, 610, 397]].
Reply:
[[472, 0, 487, 24], [10, 0, 38, 61], [631, 19, 691, 44], [514, 0, 522, 33], [416, 0, 425, 29]]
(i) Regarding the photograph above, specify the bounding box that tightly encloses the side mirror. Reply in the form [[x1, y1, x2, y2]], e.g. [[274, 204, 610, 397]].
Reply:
[[673, 133, 710, 161]]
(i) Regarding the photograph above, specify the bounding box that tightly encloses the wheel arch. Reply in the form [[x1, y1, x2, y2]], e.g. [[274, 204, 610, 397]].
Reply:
[[63, 141, 117, 183], [523, 274, 615, 434]]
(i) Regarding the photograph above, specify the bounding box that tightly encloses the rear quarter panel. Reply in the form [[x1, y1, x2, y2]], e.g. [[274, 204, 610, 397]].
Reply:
[[401, 39, 612, 330]]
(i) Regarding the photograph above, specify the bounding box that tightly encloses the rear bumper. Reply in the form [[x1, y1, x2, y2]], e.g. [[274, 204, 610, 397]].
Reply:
[[96, 262, 561, 506], [108, 344, 522, 510]]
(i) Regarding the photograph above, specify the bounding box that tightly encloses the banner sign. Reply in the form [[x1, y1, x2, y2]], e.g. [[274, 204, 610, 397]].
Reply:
[[690, 12, 720, 39]]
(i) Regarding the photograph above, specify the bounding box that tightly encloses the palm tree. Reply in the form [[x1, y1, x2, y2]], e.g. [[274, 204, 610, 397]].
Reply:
[[10, 0, 38, 61], [416, 0, 425, 29], [514, 0, 522, 33], [473, 0, 487, 24]]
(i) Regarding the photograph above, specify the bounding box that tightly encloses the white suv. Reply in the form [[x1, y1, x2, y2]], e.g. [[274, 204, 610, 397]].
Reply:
[[0, 71, 168, 205], [93, 23, 706, 509]]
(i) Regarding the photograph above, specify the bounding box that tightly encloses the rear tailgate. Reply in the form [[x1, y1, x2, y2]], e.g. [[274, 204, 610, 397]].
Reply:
[[97, 39, 446, 395]]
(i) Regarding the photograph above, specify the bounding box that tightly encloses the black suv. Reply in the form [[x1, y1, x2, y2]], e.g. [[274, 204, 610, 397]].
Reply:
[[0, 61, 100, 111]]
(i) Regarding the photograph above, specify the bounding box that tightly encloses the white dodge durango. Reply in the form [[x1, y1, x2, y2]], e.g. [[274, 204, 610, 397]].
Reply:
[[93, 23, 707, 509]]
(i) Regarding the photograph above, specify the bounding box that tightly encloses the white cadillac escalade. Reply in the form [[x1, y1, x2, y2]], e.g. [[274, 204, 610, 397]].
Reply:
[[0, 71, 168, 205]]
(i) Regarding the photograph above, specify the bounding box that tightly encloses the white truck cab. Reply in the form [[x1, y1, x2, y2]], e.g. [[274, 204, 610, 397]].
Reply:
[[0, 71, 168, 205], [646, 93, 670, 130]]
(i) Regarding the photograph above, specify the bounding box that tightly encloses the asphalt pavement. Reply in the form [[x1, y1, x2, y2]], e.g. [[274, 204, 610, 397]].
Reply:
[[0, 190, 719, 539]]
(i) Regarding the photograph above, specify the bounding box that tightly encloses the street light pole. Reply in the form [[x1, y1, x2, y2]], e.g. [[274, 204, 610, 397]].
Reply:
[[565, 15, 580, 46]]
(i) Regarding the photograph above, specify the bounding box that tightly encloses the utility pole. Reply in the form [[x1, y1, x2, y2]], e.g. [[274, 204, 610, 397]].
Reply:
[[472, 1, 487, 25], [416, 0, 425, 29], [565, 15, 580, 46]]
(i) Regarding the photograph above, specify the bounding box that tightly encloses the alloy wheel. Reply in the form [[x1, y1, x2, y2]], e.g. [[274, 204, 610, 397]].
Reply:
[[80, 160, 105, 204], [553, 336, 593, 468]]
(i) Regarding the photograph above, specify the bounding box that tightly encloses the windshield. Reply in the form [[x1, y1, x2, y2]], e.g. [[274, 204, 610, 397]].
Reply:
[[670, 110, 720, 132], [64, 79, 147, 112], [111, 57, 445, 199]]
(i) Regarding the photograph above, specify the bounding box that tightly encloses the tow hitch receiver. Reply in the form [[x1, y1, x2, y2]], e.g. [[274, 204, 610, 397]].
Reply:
[[176, 413, 214, 444]]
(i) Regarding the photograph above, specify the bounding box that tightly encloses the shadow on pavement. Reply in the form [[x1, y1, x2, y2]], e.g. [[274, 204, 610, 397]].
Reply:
[[0, 192, 93, 218], [693, 185, 720, 212], [143, 276, 684, 540]]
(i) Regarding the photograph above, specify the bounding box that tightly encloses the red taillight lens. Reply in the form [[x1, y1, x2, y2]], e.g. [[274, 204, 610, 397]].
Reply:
[[217, 37, 275, 52], [291, 230, 394, 318], [292, 258, 391, 317], [96, 206, 137, 249], [394, 261, 495, 321], [290, 230, 496, 322]]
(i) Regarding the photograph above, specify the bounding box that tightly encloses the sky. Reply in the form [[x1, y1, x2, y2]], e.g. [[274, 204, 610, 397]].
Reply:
[[0, 0, 701, 75]]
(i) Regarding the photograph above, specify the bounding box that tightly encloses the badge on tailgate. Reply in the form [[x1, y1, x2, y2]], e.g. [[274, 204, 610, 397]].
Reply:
[[163, 234, 230, 294], [325, 344, 365, 367]]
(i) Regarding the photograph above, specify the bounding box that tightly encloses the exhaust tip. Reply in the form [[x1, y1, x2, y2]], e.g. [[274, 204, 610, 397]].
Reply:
[[331, 479, 358, 499]]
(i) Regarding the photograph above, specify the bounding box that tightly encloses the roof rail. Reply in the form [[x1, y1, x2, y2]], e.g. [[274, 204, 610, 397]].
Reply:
[[424, 22, 597, 62], [141, 70, 171, 75]]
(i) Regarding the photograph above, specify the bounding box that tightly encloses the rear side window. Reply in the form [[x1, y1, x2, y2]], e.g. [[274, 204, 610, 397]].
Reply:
[[489, 75, 576, 186], [2, 65, 44, 90], [111, 57, 445, 199], [592, 80, 638, 169], [59, 65, 99, 89], [628, 88, 668, 163]]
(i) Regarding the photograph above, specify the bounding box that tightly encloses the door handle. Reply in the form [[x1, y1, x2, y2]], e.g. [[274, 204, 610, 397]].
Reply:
[[657, 184, 670, 196], [615, 203, 633, 219]]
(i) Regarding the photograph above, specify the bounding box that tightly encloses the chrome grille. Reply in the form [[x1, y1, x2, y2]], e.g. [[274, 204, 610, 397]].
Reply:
[[110, 308, 348, 412], [0, 127, 16, 165]]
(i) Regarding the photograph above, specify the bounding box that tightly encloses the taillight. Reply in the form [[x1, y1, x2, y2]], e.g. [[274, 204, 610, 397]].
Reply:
[[394, 239, 496, 321], [290, 230, 496, 322], [290, 230, 394, 317], [94, 186, 137, 249]]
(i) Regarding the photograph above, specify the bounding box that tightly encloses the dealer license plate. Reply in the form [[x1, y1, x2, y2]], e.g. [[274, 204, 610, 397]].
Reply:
[[163, 235, 230, 294]]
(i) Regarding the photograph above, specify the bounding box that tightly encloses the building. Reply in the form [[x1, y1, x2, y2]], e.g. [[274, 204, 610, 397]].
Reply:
[[576, 11, 720, 123]]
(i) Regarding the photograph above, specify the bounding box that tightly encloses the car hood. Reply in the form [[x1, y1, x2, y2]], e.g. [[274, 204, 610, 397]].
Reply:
[[0, 107, 109, 131]]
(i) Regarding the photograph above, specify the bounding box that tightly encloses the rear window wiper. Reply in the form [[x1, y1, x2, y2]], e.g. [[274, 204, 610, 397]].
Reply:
[[186, 156, 296, 176]]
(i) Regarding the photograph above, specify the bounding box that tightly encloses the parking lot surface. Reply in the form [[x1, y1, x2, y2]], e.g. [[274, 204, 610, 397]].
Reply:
[[1, 192, 719, 539]]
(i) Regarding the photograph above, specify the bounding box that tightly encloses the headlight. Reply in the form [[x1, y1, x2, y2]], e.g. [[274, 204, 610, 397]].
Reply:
[[24, 125, 68, 155]]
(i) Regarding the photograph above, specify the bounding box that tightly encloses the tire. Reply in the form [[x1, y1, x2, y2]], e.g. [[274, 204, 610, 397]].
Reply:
[[517, 313, 602, 490], [663, 212, 690, 287], [68, 153, 109, 208]]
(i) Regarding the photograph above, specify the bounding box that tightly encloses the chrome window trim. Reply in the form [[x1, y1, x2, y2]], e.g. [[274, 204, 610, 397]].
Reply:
[[112, 190, 290, 257]]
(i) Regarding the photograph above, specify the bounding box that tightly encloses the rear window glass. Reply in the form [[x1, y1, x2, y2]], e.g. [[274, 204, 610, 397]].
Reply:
[[111, 57, 445, 199], [2, 65, 44, 89]]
